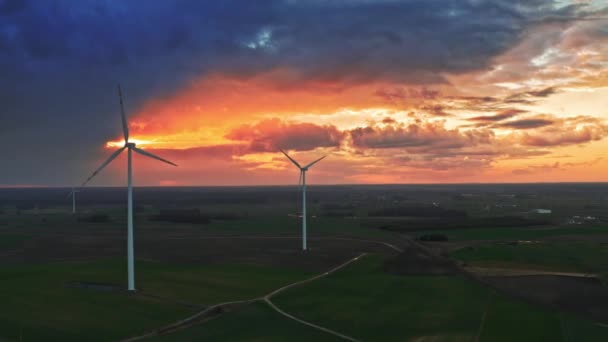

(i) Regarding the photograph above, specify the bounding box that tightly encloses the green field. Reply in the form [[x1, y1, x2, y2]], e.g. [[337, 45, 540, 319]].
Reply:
[[151, 302, 341, 342], [1, 211, 392, 240], [0, 259, 313, 341], [3, 194, 608, 341], [451, 242, 608, 273], [274, 255, 485, 341], [149, 215, 393, 239], [2, 251, 607, 341], [269, 254, 608, 341]]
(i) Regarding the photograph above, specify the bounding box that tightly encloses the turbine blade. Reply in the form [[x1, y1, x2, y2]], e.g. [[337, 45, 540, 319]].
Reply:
[[118, 84, 129, 143], [304, 155, 327, 169], [298, 170, 303, 187], [297, 170, 303, 216], [132, 146, 177, 166], [81, 147, 126, 187], [279, 148, 301, 168]]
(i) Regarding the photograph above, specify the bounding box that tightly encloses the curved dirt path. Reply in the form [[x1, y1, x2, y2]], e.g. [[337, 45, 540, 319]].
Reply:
[[122, 252, 368, 341], [262, 253, 366, 342], [264, 298, 359, 342]]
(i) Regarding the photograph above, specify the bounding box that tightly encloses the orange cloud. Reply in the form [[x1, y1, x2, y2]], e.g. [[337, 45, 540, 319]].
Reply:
[[226, 118, 343, 152], [92, 56, 608, 185]]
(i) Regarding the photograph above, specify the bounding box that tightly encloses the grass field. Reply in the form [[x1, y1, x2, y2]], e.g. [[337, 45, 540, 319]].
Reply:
[[479, 294, 608, 341], [269, 254, 608, 341], [451, 242, 608, 273], [274, 255, 486, 341], [2, 197, 608, 340], [200, 216, 391, 238], [0, 211, 393, 240], [0, 258, 313, 341], [151, 302, 341, 341]]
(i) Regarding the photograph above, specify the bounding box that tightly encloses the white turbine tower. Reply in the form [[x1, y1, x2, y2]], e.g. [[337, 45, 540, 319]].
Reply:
[[68, 188, 79, 214], [280, 149, 326, 251], [81, 85, 177, 292]]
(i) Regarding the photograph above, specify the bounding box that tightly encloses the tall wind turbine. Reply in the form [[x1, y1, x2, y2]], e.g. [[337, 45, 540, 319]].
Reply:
[[68, 188, 79, 214], [81, 85, 177, 292], [280, 149, 326, 251]]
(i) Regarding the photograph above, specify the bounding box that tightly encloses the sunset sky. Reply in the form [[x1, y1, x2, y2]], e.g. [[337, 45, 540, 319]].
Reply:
[[2, 0, 608, 186]]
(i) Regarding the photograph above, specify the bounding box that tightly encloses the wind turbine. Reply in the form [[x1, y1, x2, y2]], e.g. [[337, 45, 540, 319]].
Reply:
[[68, 188, 79, 214], [280, 149, 326, 251], [81, 85, 177, 292]]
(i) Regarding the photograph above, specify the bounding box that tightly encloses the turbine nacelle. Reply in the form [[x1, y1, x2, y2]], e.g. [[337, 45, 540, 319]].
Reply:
[[126, 142, 136, 148]]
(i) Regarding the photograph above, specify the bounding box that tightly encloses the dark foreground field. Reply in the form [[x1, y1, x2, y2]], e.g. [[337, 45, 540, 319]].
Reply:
[[1, 184, 608, 341]]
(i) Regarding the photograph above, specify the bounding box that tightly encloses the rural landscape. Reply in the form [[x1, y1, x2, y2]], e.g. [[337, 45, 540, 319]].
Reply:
[[3, 0, 608, 340], [1, 184, 607, 341]]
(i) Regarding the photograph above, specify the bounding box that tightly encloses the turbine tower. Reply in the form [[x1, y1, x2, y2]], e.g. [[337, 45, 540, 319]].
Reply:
[[68, 188, 79, 214], [280, 149, 326, 251], [81, 85, 177, 292]]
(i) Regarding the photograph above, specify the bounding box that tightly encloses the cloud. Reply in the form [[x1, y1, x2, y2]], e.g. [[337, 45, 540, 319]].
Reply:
[[0, 0, 26, 15], [373, 85, 563, 120], [512, 161, 561, 175], [505, 87, 560, 104], [512, 157, 603, 175], [497, 118, 554, 129], [1, 1, 607, 185], [515, 116, 608, 147], [468, 109, 527, 122], [0, 1, 588, 87], [349, 120, 494, 151], [225, 118, 343, 152], [147, 144, 249, 160]]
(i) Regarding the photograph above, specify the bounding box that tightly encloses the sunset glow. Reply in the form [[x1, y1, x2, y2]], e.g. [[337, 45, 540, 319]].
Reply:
[[4, 1, 608, 186]]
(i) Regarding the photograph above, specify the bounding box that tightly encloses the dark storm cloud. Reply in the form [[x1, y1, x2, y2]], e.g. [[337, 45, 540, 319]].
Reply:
[[0, 0, 26, 15], [0, 0, 594, 185], [0, 1, 587, 86]]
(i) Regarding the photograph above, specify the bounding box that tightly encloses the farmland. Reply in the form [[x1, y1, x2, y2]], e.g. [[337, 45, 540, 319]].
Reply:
[[1, 184, 608, 340]]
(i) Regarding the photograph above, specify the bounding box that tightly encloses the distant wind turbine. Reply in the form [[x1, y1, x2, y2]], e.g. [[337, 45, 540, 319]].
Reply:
[[68, 187, 79, 214], [280, 149, 326, 251], [81, 85, 177, 292]]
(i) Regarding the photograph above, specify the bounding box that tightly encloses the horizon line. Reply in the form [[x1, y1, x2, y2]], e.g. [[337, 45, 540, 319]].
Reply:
[[2, 181, 608, 189]]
